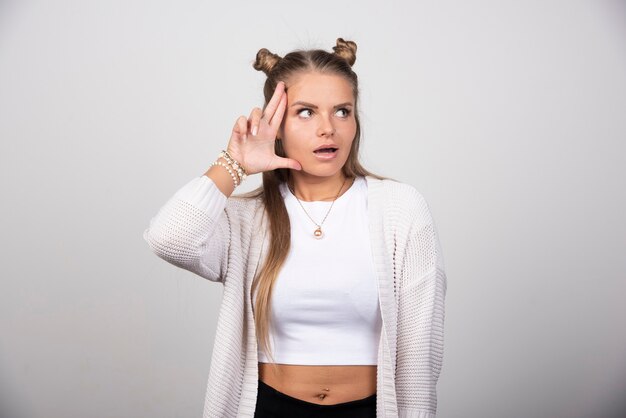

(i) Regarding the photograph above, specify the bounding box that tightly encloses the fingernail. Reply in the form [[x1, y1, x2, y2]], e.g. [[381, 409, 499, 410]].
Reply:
[[252, 126, 258, 136]]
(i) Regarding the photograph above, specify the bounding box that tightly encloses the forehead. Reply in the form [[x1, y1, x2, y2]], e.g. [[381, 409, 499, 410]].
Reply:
[[286, 72, 354, 103]]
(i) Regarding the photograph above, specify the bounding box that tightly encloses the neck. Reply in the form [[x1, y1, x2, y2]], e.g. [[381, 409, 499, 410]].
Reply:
[[288, 172, 354, 202]]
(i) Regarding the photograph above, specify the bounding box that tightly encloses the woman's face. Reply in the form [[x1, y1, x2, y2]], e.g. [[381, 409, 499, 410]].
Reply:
[[278, 72, 357, 178]]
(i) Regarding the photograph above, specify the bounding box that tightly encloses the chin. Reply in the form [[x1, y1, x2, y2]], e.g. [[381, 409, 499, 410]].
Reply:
[[299, 163, 347, 177]]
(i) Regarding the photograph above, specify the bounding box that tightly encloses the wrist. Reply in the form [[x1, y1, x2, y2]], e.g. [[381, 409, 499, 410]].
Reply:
[[220, 149, 248, 183], [210, 149, 248, 189]]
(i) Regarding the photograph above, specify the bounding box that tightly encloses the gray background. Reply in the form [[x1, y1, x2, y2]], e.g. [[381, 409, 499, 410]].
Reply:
[[1, 0, 625, 417]]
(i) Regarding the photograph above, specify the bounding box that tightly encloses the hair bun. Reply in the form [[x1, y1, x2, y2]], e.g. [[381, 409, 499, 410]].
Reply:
[[253, 48, 282, 75], [332, 38, 357, 67]]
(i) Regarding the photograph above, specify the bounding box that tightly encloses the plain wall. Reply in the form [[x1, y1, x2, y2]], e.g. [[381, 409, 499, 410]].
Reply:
[[1, 0, 625, 417]]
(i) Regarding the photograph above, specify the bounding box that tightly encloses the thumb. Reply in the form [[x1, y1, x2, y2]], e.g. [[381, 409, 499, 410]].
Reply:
[[276, 157, 302, 171]]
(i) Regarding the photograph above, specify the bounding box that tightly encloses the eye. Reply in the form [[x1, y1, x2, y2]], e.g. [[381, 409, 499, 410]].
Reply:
[[298, 107, 313, 118], [337, 108, 352, 118]]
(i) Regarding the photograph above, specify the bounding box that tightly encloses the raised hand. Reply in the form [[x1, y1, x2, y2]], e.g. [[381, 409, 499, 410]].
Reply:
[[226, 81, 302, 175]]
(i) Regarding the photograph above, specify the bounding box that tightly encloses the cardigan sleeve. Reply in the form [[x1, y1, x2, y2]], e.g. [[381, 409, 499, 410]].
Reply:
[[395, 192, 447, 418], [143, 175, 231, 283]]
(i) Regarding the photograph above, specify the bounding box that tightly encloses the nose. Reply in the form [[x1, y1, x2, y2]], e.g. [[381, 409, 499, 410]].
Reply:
[[317, 114, 336, 137]]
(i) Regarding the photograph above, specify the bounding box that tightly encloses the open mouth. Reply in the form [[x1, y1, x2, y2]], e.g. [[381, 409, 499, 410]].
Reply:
[[313, 148, 338, 154]]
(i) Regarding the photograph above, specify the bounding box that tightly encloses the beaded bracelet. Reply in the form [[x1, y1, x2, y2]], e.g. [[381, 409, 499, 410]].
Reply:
[[219, 150, 248, 183], [210, 159, 241, 187]]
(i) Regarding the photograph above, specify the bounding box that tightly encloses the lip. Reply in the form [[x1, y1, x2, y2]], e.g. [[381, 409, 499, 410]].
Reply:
[[312, 143, 339, 161], [313, 143, 338, 152], [313, 148, 338, 161]]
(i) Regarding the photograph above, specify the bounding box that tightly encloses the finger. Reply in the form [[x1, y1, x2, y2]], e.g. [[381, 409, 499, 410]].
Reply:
[[269, 92, 287, 130], [234, 115, 248, 140], [248, 107, 262, 136], [276, 156, 302, 171], [262, 81, 285, 122]]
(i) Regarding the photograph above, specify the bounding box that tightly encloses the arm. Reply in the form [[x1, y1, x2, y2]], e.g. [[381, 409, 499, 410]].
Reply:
[[396, 193, 447, 418], [142, 171, 232, 283], [143, 76, 293, 281]]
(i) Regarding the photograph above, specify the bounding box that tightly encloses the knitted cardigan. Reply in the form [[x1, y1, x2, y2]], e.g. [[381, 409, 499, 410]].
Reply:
[[143, 174, 447, 418]]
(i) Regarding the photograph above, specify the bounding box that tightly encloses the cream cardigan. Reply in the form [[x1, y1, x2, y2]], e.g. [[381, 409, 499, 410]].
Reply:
[[143, 174, 447, 418]]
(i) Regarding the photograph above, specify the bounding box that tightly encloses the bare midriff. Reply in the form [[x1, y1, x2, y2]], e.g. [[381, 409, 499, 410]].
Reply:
[[258, 362, 377, 405]]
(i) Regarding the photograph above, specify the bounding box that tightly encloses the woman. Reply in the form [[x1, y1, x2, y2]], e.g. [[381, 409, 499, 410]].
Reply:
[[144, 38, 447, 418]]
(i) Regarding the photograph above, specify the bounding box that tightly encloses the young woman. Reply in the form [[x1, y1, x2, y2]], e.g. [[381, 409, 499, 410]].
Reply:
[[144, 38, 447, 418]]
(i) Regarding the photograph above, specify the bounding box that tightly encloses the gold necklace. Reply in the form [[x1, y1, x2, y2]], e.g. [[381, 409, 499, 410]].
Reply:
[[288, 177, 353, 239]]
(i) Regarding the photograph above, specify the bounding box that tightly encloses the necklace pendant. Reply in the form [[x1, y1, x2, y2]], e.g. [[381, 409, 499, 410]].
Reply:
[[313, 226, 323, 239]]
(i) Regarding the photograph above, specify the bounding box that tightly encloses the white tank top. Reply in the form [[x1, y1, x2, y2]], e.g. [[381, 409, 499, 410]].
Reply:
[[254, 176, 382, 365]]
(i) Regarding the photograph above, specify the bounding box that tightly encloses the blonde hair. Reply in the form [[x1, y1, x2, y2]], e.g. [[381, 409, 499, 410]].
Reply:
[[234, 38, 393, 376]]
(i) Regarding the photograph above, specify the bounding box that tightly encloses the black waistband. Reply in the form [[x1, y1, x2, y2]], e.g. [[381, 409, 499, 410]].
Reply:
[[257, 379, 376, 410]]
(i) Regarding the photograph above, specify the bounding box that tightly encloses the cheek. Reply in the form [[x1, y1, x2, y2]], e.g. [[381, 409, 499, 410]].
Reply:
[[281, 139, 303, 157], [284, 118, 308, 133], [335, 116, 356, 130], [282, 121, 312, 144], [340, 121, 357, 140]]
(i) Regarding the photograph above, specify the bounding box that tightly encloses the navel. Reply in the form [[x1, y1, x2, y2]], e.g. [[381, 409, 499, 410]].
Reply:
[[316, 387, 330, 400]]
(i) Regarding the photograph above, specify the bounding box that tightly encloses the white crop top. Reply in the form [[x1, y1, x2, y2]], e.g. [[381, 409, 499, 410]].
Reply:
[[254, 176, 382, 365]]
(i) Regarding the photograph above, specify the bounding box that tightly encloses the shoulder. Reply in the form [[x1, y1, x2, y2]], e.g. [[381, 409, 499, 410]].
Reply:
[[226, 194, 263, 215], [221, 190, 264, 229], [365, 175, 432, 227]]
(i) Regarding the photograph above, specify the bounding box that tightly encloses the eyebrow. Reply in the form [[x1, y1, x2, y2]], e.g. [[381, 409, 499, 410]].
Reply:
[[290, 101, 354, 109]]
